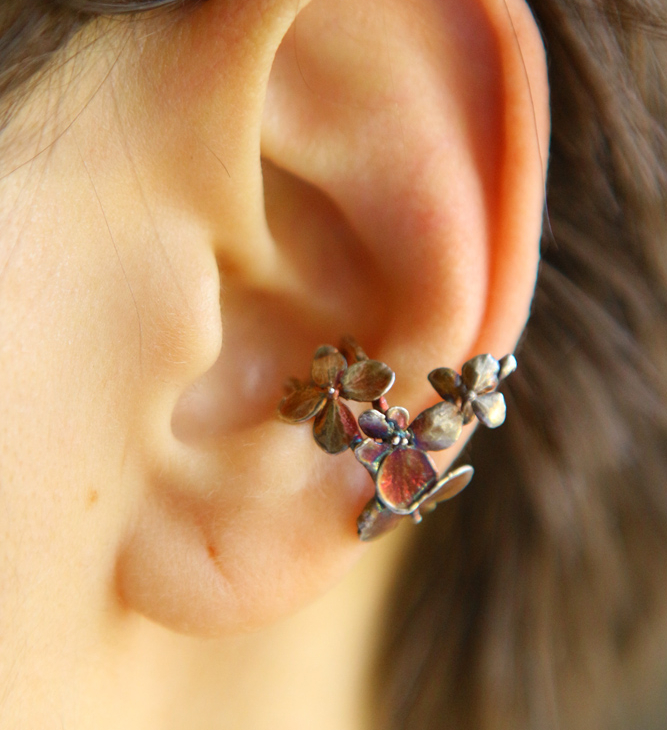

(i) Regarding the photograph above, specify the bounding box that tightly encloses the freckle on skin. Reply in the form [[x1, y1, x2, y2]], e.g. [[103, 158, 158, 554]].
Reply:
[[87, 489, 99, 507], [207, 544, 217, 559]]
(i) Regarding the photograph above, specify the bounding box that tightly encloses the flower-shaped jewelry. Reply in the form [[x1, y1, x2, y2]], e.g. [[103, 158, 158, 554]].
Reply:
[[428, 353, 517, 428], [278, 344, 395, 454], [276, 340, 516, 541], [354, 405, 463, 513], [356, 465, 474, 541]]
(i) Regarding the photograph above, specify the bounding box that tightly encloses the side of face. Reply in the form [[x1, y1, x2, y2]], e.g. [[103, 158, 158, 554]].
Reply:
[[0, 0, 548, 662]]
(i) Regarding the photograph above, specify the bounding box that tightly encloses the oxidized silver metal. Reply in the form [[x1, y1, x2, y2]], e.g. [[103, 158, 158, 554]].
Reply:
[[277, 338, 516, 541]]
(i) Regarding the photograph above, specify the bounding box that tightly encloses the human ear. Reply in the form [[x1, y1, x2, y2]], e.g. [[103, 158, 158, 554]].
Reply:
[[109, 0, 549, 634]]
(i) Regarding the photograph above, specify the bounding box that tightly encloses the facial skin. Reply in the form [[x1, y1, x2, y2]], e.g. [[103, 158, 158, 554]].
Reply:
[[0, 0, 548, 726]]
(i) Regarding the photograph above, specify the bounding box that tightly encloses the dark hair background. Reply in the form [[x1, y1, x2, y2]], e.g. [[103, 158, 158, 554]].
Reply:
[[2, 1, 667, 729]]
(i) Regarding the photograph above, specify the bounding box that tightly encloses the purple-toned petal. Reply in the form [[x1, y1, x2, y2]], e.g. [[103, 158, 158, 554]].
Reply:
[[359, 409, 392, 440], [427, 367, 461, 402], [338, 400, 361, 441], [338, 335, 368, 364], [461, 354, 499, 393], [357, 497, 402, 541], [313, 400, 358, 454], [414, 465, 474, 515], [376, 447, 436, 513], [311, 345, 347, 388], [386, 406, 409, 431], [498, 354, 517, 381], [354, 438, 391, 475], [471, 392, 506, 428], [278, 386, 326, 423], [410, 401, 463, 451], [340, 359, 395, 401]]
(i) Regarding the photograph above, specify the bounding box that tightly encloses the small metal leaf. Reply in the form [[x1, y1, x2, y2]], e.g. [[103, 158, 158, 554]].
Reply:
[[283, 376, 303, 395], [340, 359, 395, 401], [376, 447, 436, 513], [414, 465, 474, 514], [359, 409, 391, 440], [498, 354, 517, 381], [410, 401, 463, 451], [311, 346, 347, 388], [386, 406, 409, 431], [338, 335, 368, 364], [313, 400, 358, 454], [427, 367, 461, 402], [461, 354, 499, 393], [278, 386, 326, 423], [357, 497, 402, 541], [354, 438, 391, 475], [471, 392, 506, 428]]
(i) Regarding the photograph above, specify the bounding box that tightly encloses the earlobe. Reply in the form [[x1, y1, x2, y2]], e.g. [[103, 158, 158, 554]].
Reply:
[[116, 0, 548, 635]]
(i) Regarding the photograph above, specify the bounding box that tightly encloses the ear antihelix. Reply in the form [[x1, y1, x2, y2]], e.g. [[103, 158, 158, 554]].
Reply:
[[261, 0, 547, 371], [278, 337, 517, 540]]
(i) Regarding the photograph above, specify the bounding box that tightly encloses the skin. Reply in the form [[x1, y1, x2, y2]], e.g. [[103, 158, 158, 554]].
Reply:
[[0, 0, 548, 727]]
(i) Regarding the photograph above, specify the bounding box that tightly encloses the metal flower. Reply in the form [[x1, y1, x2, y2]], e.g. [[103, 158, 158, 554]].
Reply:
[[278, 345, 395, 454], [354, 404, 463, 514], [356, 465, 474, 541], [427, 353, 517, 428]]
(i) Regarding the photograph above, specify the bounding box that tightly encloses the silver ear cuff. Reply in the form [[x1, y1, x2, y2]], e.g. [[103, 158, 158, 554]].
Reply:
[[278, 336, 516, 541]]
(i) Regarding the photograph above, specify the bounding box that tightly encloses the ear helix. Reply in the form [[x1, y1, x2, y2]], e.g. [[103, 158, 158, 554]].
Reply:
[[278, 336, 516, 540]]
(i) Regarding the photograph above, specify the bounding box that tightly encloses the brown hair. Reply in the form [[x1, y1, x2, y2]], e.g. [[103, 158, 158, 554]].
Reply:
[[0, 0, 188, 122], [1, 1, 666, 728], [376, 0, 667, 728]]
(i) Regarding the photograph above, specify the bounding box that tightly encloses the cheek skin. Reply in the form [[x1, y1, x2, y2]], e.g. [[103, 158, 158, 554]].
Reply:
[[0, 108, 223, 648], [0, 89, 371, 641]]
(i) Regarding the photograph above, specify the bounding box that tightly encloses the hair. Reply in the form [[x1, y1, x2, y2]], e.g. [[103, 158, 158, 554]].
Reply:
[[1, 1, 666, 728]]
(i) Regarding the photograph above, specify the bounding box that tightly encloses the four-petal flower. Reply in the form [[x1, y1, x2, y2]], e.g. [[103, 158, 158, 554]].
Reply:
[[278, 345, 395, 454], [354, 403, 463, 513], [428, 353, 517, 428]]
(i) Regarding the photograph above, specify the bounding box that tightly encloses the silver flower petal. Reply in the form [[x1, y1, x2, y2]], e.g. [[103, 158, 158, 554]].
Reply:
[[414, 465, 474, 515], [278, 386, 326, 423], [386, 406, 410, 431], [340, 359, 395, 401], [410, 401, 463, 451], [461, 354, 499, 393], [338, 335, 368, 364], [311, 346, 347, 388], [471, 391, 506, 428], [498, 354, 517, 381], [357, 498, 402, 541], [359, 409, 392, 440], [427, 367, 461, 402], [313, 400, 358, 454], [376, 447, 437, 513], [354, 438, 391, 475]]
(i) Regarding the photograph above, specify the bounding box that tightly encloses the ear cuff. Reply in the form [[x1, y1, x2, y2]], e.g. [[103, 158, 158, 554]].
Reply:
[[278, 336, 516, 541]]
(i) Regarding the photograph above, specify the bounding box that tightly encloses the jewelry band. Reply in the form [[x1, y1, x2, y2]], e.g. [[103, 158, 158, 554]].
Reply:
[[278, 336, 516, 541]]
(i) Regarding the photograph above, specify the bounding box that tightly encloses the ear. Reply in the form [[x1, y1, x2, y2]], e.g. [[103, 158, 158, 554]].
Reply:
[[111, 0, 549, 634]]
